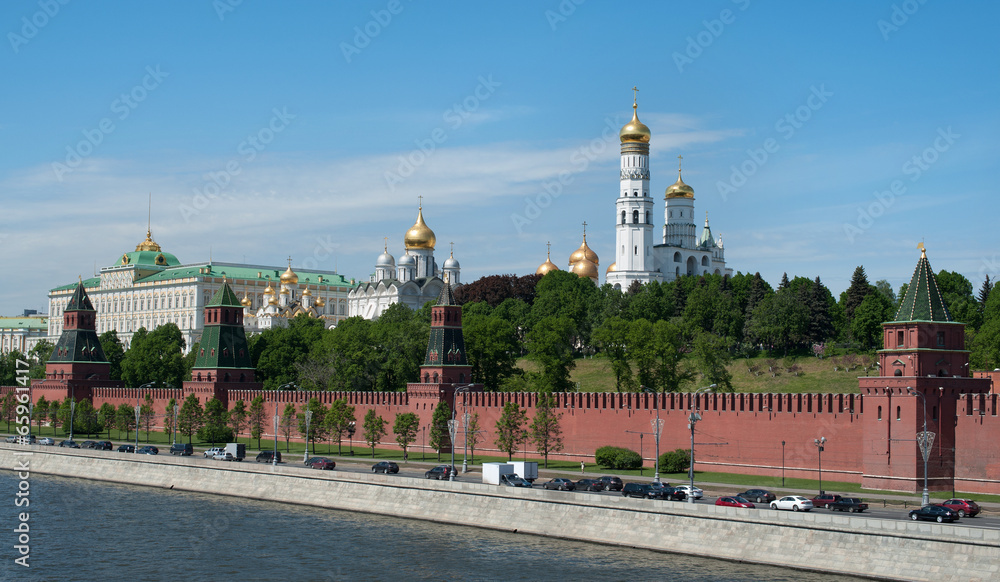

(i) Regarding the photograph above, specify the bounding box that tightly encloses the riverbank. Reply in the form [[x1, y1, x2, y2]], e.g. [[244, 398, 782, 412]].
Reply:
[[3, 445, 998, 582]]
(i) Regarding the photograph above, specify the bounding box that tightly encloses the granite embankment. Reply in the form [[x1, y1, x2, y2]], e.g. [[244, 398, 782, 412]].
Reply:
[[3, 446, 998, 581]]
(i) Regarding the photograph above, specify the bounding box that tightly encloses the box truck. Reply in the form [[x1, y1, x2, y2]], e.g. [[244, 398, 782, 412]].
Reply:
[[510, 461, 538, 483], [482, 462, 515, 485], [224, 443, 246, 461]]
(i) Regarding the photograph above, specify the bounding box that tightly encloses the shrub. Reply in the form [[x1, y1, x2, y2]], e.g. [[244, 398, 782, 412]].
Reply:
[[197, 425, 234, 445], [659, 448, 690, 474], [595, 446, 643, 470]]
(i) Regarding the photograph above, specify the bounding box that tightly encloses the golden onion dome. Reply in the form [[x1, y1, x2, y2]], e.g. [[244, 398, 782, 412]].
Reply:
[[404, 206, 436, 250], [280, 263, 298, 285], [619, 102, 651, 144], [263, 283, 275, 295], [571, 257, 599, 280], [279, 286, 290, 295], [267, 295, 278, 306], [536, 257, 559, 276], [314, 295, 326, 308], [135, 229, 162, 252], [240, 293, 252, 307], [606, 262, 617, 275], [302, 286, 312, 296], [665, 172, 695, 199], [568, 234, 599, 267]]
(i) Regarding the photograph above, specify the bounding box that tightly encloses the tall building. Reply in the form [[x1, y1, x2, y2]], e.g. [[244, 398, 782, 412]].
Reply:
[[0, 316, 48, 355], [349, 204, 462, 319]]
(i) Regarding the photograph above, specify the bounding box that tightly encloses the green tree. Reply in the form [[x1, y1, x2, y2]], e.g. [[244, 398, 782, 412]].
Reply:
[[529, 393, 563, 468], [325, 398, 356, 455], [429, 401, 451, 461], [525, 315, 576, 392], [73, 399, 101, 437], [177, 393, 204, 444], [466, 412, 484, 465], [280, 403, 297, 452], [463, 310, 520, 391], [248, 395, 266, 449], [531, 269, 599, 345], [393, 412, 419, 461], [34, 395, 49, 434], [494, 401, 527, 461], [229, 399, 248, 443], [139, 393, 156, 442], [163, 398, 177, 443], [297, 398, 329, 455], [651, 320, 695, 393], [592, 316, 634, 392], [97, 402, 116, 438], [745, 291, 809, 354], [198, 397, 233, 445], [120, 324, 186, 388], [370, 303, 428, 392], [692, 331, 733, 392], [48, 399, 61, 434], [99, 330, 126, 381], [115, 402, 136, 440], [851, 292, 894, 351], [362, 409, 387, 458], [2, 393, 16, 432], [27, 340, 53, 379], [254, 317, 327, 390]]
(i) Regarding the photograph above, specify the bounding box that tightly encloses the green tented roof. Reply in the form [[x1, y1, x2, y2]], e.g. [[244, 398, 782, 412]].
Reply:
[[207, 281, 243, 307], [66, 282, 95, 312], [893, 250, 952, 322], [436, 280, 456, 306]]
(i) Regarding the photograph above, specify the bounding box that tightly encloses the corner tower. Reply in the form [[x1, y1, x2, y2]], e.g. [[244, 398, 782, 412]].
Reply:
[[419, 279, 472, 386]]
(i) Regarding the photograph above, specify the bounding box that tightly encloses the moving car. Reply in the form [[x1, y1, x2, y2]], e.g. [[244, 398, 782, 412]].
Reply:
[[117, 444, 135, 453], [941, 499, 980, 518], [204, 447, 224, 458], [81, 440, 98, 449], [648, 482, 686, 501], [372, 461, 399, 474], [542, 478, 576, 491], [58, 440, 80, 448], [576, 478, 605, 492], [38, 437, 55, 446], [256, 451, 281, 463], [213, 451, 234, 461], [137, 445, 159, 455], [169, 443, 193, 456], [424, 465, 455, 480], [811, 494, 843, 508], [716, 496, 756, 509], [500, 474, 532, 487], [674, 485, 703, 499], [95, 441, 114, 451], [770, 496, 814, 512], [599, 476, 624, 491], [305, 457, 336, 470], [828, 498, 869, 513], [909, 504, 958, 523], [622, 483, 653, 499], [739, 489, 776, 504]]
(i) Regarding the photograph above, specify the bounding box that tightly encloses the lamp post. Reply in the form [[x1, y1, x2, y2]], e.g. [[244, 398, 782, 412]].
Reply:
[[781, 440, 786, 487], [454, 385, 472, 473], [643, 386, 664, 483], [447, 419, 458, 481], [422, 424, 427, 461], [813, 437, 826, 495], [172, 404, 179, 445], [272, 413, 279, 467], [304, 409, 313, 460], [68, 400, 75, 442], [908, 387, 933, 506], [687, 384, 716, 503]]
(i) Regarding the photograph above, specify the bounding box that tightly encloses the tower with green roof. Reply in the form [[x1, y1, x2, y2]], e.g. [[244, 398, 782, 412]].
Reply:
[[183, 279, 261, 405], [859, 246, 990, 494]]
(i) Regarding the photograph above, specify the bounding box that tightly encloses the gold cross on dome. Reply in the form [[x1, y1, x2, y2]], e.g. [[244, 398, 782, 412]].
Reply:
[[418, 195, 423, 209], [582, 221, 588, 237], [632, 86, 638, 105], [384, 236, 388, 252], [678, 154, 683, 172]]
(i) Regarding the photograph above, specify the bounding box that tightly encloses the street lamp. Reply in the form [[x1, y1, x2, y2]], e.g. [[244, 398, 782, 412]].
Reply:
[[642, 386, 664, 483], [688, 384, 716, 503], [454, 385, 473, 473], [447, 419, 458, 481], [422, 424, 427, 461], [781, 440, 786, 487], [814, 437, 826, 495], [134, 405, 141, 453], [172, 404, 179, 445], [273, 413, 279, 467], [304, 409, 313, 460], [68, 400, 75, 442], [908, 387, 933, 505]]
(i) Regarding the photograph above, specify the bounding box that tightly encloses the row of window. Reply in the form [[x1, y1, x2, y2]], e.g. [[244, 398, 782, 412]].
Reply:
[[621, 210, 652, 224], [877, 405, 938, 421]]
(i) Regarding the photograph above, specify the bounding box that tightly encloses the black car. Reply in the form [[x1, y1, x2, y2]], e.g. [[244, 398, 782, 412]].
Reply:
[[117, 444, 135, 453], [648, 482, 686, 501], [622, 483, 653, 499], [137, 445, 159, 455], [81, 440, 98, 449], [542, 478, 576, 491], [909, 504, 958, 523], [828, 497, 869, 513], [739, 489, 776, 504], [424, 465, 456, 480], [256, 450, 281, 463], [95, 441, 114, 451], [169, 443, 193, 456], [576, 478, 605, 492], [372, 461, 399, 474], [600, 476, 624, 491], [58, 440, 80, 448]]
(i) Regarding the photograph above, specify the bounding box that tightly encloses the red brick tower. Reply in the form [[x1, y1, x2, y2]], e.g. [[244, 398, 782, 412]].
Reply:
[[860, 247, 990, 492]]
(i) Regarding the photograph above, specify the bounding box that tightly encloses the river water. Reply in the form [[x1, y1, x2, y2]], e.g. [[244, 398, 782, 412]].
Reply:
[[0, 472, 864, 582]]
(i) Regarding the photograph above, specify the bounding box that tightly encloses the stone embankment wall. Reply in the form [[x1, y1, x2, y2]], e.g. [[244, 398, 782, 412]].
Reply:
[[3, 446, 998, 582]]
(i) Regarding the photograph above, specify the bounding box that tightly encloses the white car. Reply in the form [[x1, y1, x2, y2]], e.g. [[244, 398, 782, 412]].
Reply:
[[204, 447, 224, 458], [675, 485, 704, 499], [213, 451, 234, 461], [770, 495, 814, 512], [38, 437, 55, 445]]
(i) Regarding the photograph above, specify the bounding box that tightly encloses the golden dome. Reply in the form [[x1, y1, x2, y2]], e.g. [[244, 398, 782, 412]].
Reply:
[[267, 295, 278, 305], [404, 206, 436, 250], [280, 261, 298, 285], [568, 232, 598, 267], [665, 155, 694, 199], [135, 229, 162, 252], [302, 286, 312, 296], [240, 293, 252, 307], [606, 262, 617, 275], [263, 283, 275, 295], [571, 257, 599, 280], [619, 102, 651, 144], [536, 242, 560, 276], [314, 295, 326, 308], [279, 287, 290, 295]]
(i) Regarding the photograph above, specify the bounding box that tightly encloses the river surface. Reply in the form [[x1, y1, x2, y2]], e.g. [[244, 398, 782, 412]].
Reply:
[[0, 472, 865, 582]]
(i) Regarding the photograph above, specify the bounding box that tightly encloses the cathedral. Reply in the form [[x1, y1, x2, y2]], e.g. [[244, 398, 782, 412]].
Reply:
[[538, 95, 733, 288], [348, 204, 461, 319]]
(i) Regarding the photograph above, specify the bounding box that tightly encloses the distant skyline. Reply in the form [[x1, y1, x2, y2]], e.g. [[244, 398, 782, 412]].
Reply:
[[2, 1, 998, 315]]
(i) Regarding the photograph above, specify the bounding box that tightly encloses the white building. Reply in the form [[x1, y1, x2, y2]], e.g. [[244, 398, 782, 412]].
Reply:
[[0, 316, 49, 355], [348, 205, 461, 319], [605, 98, 732, 290]]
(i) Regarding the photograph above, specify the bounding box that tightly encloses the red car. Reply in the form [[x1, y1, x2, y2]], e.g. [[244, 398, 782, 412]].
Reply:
[[716, 496, 756, 509], [941, 499, 980, 518], [305, 457, 336, 470], [811, 494, 842, 508]]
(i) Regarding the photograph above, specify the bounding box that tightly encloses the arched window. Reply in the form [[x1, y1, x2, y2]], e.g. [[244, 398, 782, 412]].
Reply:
[[877, 406, 882, 421], [645, 211, 650, 224], [621, 211, 626, 224], [894, 369, 902, 376], [633, 191, 638, 197], [632, 210, 639, 224], [432, 372, 439, 383], [896, 406, 901, 421]]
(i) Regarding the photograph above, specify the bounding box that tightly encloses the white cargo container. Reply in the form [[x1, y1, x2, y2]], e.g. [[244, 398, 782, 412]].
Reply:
[[224, 443, 246, 461], [510, 461, 538, 483], [482, 462, 515, 485]]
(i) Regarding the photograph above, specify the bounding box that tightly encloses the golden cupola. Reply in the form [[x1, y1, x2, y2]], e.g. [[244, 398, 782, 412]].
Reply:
[[665, 156, 695, 199], [619, 101, 651, 144], [301, 285, 312, 297], [606, 262, 617, 275], [135, 229, 162, 252], [280, 260, 299, 285], [536, 242, 560, 276], [314, 295, 326, 308], [240, 293, 252, 308], [404, 205, 436, 250], [568, 227, 599, 268], [572, 257, 599, 281], [263, 282, 275, 296]]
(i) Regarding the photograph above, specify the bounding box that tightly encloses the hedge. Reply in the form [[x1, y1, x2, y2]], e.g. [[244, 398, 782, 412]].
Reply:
[[595, 445, 643, 470]]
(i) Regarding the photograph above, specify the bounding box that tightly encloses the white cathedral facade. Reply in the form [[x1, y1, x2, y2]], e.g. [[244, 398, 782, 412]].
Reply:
[[605, 99, 732, 290]]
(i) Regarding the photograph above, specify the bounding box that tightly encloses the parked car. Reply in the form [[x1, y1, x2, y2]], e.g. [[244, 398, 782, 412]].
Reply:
[[770, 496, 814, 512], [3, 436, 15, 443], [305, 457, 336, 470], [648, 482, 686, 501], [576, 478, 605, 492], [811, 493, 843, 508], [58, 440, 80, 448], [909, 504, 958, 523], [95, 441, 113, 451], [372, 461, 399, 474], [674, 485, 703, 499], [622, 483, 654, 499], [10, 435, 37, 444], [828, 497, 869, 513], [117, 444, 135, 453], [500, 474, 532, 487], [424, 465, 456, 480], [169, 443, 193, 456], [716, 496, 756, 509], [599, 476, 624, 491], [38, 437, 55, 446], [941, 499, 980, 518], [81, 440, 98, 449], [204, 447, 225, 458], [255, 450, 281, 463], [213, 451, 234, 461], [542, 478, 576, 491], [137, 446, 159, 455], [739, 489, 776, 504]]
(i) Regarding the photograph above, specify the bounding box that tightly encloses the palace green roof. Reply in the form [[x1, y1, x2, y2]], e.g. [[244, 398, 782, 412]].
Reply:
[[0, 317, 48, 330], [892, 250, 952, 323], [50, 263, 352, 293], [115, 250, 182, 268]]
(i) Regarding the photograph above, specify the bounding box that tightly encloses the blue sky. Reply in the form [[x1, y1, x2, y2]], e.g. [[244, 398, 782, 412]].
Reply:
[[2, 0, 998, 315]]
